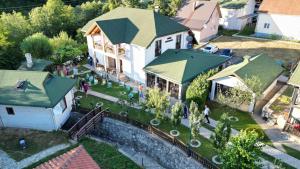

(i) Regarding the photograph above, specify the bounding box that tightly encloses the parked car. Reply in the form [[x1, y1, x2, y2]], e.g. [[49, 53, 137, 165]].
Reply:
[[218, 48, 233, 58], [201, 44, 218, 53]]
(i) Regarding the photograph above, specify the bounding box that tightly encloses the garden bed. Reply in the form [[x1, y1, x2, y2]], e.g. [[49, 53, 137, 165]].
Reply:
[[0, 128, 68, 161]]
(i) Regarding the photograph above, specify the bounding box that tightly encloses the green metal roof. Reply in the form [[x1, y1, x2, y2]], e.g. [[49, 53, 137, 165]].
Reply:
[[18, 59, 53, 71], [0, 70, 76, 108], [144, 49, 229, 84], [82, 7, 188, 48], [208, 54, 283, 90], [289, 62, 300, 87]]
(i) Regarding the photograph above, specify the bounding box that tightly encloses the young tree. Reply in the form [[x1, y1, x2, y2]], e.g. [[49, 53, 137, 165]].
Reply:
[[189, 101, 204, 139], [50, 31, 78, 51], [171, 102, 183, 128], [145, 87, 170, 120], [51, 45, 82, 65], [211, 113, 231, 153], [186, 69, 218, 108], [221, 130, 262, 169], [20, 33, 53, 59]]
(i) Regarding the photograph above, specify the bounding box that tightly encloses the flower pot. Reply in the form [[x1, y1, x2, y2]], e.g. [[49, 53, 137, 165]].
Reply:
[[170, 130, 180, 137], [189, 139, 201, 148], [150, 118, 161, 126]]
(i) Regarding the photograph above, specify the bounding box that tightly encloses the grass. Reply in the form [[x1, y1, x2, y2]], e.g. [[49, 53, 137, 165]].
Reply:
[[25, 138, 141, 169], [283, 144, 300, 161], [0, 128, 68, 161], [218, 0, 248, 9], [218, 27, 239, 36], [208, 101, 273, 145], [210, 36, 300, 63], [261, 152, 296, 169], [91, 81, 138, 102], [239, 25, 255, 36]]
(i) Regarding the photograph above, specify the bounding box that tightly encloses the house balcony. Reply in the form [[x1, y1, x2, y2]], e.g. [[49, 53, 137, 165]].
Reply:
[[94, 43, 126, 58]]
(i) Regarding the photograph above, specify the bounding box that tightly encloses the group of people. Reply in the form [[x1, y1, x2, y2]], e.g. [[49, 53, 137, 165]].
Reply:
[[183, 104, 211, 124]]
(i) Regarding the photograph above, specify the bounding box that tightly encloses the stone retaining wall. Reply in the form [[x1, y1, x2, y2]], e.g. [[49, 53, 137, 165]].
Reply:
[[92, 118, 205, 169]]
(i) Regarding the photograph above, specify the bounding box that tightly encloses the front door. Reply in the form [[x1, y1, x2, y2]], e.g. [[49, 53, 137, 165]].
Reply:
[[107, 57, 116, 69]]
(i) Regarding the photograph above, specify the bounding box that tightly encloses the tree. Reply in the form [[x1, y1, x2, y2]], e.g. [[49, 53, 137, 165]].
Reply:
[[217, 75, 263, 109], [20, 33, 52, 59], [221, 130, 262, 169], [50, 31, 78, 51], [122, 0, 141, 7], [171, 102, 183, 128], [51, 45, 82, 65], [211, 113, 231, 153], [145, 87, 170, 120], [29, 0, 76, 37], [102, 0, 122, 13], [189, 101, 204, 139], [186, 69, 218, 108], [0, 11, 31, 69], [75, 1, 104, 27]]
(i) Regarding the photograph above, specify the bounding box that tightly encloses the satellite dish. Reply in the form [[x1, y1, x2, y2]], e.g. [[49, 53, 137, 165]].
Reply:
[[186, 36, 193, 42]]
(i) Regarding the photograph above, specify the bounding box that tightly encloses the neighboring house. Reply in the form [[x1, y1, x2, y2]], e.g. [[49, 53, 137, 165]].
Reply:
[[208, 54, 283, 112], [0, 70, 76, 131], [36, 145, 100, 169], [175, 0, 221, 42], [144, 49, 229, 100], [219, 0, 257, 30], [255, 0, 300, 40], [287, 62, 300, 125], [81, 7, 189, 84]]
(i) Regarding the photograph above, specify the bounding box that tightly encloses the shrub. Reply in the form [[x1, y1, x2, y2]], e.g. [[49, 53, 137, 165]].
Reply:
[[245, 127, 265, 140]]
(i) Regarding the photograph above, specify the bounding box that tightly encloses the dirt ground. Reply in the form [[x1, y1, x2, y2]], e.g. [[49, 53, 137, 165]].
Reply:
[[210, 36, 300, 63]]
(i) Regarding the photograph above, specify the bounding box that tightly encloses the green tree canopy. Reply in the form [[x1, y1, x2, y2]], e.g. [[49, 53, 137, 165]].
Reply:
[[50, 31, 78, 51], [171, 102, 183, 127], [189, 101, 204, 138], [211, 113, 231, 153], [29, 0, 76, 37], [20, 33, 52, 59], [186, 69, 218, 108], [145, 87, 170, 120], [75, 1, 104, 27], [221, 130, 262, 169]]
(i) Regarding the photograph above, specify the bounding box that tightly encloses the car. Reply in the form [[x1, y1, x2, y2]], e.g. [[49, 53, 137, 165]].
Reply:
[[200, 44, 218, 53], [218, 48, 233, 58]]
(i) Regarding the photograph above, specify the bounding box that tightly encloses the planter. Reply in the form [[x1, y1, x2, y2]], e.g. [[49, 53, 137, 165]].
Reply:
[[169, 130, 180, 137], [189, 139, 201, 148], [212, 155, 223, 165], [228, 116, 239, 122], [150, 119, 161, 126], [95, 102, 103, 109], [119, 111, 128, 117]]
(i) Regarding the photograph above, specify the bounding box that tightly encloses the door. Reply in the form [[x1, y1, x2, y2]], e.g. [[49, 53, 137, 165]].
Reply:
[[119, 59, 123, 73]]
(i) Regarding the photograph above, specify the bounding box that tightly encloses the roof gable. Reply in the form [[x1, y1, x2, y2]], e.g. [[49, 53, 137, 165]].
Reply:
[[0, 70, 76, 107], [144, 49, 229, 84], [209, 54, 283, 90], [82, 7, 188, 48]]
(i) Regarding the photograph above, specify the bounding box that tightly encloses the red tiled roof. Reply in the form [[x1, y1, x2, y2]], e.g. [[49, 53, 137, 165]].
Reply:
[[259, 0, 300, 15], [35, 145, 100, 169]]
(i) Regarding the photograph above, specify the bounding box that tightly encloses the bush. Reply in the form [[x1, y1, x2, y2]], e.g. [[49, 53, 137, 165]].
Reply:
[[20, 32, 52, 59], [245, 127, 265, 140]]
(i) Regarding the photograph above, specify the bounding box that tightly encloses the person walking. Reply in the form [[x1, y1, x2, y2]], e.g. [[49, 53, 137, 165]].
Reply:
[[204, 105, 210, 124], [83, 82, 89, 97]]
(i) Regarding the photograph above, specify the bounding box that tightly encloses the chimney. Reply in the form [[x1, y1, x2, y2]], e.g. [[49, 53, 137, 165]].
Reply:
[[25, 53, 33, 68], [154, 5, 160, 13]]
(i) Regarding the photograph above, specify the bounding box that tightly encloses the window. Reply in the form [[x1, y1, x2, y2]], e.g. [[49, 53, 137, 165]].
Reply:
[[59, 97, 67, 113], [155, 40, 162, 57], [176, 34, 182, 49], [6, 107, 15, 115], [264, 23, 270, 29]]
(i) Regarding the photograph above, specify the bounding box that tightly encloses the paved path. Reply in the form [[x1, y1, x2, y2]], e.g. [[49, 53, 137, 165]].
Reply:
[[88, 90, 119, 103], [90, 136, 165, 169], [0, 143, 70, 169]]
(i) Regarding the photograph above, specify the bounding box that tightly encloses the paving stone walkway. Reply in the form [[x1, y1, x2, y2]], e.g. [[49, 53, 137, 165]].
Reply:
[[0, 143, 70, 169]]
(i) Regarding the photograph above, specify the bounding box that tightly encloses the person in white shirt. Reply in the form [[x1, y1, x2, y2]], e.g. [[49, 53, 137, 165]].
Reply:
[[204, 105, 210, 124]]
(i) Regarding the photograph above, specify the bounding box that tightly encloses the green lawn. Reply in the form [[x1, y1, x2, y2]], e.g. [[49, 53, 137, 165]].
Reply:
[[0, 128, 68, 161], [91, 81, 138, 102], [261, 152, 296, 169], [25, 138, 141, 169], [283, 144, 300, 161], [208, 101, 273, 145]]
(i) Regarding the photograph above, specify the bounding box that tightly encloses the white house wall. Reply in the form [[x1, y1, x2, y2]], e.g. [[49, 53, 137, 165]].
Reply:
[[52, 90, 74, 130], [255, 13, 300, 40], [0, 105, 55, 131], [220, 0, 255, 30]]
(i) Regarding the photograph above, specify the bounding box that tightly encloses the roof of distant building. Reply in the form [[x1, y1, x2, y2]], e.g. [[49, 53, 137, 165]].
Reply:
[[144, 49, 229, 84], [175, 0, 221, 31], [0, 70, 76, 107], [208, 54, 283, 91], [259, 0, 300, 15], [35, 145, 100, 169], [82, 7, 188, 48]]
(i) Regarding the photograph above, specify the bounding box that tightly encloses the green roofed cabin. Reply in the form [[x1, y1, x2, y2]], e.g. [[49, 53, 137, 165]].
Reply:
[[144, 49, 229, 99], [287, 62, 300, 126], [82, 7, 190, 85], [208, 54, 283, 112], [0, 70, 76, 131]]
